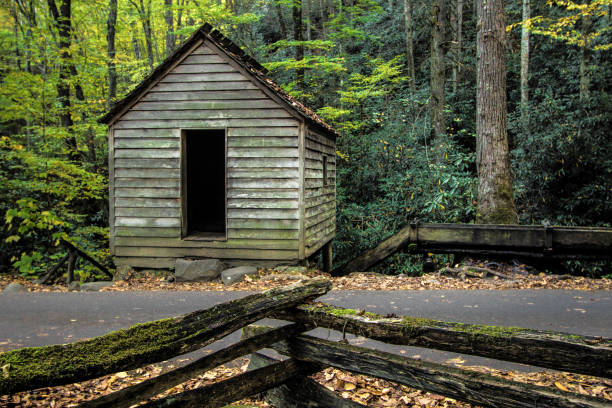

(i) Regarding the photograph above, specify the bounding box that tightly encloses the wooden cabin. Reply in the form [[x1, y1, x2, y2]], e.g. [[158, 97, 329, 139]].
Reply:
[[100, 24, 337, 270]]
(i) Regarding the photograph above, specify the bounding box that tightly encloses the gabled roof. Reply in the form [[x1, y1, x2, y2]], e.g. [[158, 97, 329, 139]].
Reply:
[[99, 23, 338, 139]]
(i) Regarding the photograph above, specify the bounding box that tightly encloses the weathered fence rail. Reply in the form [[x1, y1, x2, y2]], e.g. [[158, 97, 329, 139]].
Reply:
[[337, 223, 612, 274], [1, 278, 610, 408]]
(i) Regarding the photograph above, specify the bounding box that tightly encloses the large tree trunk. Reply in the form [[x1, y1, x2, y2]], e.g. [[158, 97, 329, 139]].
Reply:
[[107, 0, 118, 107], [274, 303, 612, 378], [164, 0, 175, 57], [476, 0, 517, 224], [451, 0, 463, 93], [404, 0, 416, 92], [0, 278, 331, 395], [519, 0, 529, 132], [430, 0, 447, 139], [293, 0, 305, 88], [47, 0, 79, 161]]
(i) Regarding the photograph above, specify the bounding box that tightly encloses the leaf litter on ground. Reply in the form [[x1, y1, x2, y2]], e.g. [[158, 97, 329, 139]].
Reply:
[[1, 356, 610, 407]]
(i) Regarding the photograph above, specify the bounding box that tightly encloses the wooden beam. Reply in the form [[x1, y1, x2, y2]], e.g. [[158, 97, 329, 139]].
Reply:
[[243, 325, 367, 408], [139, 358, 319, 408], [61, 239, 113, 279], [270, 335, 610, 408], [0, 278, 331, 395], [336, 223, 612, 274], [273, 303, 612, 378], [79, 323, 313, 408]]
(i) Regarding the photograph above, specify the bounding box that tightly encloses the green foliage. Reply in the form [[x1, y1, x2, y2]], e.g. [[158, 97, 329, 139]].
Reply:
[[0, 0, 609, 278]]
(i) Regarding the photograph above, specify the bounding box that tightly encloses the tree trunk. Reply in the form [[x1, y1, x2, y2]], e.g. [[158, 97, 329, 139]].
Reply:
[[293, 0, 305, 88], [130, 0, 154, 71], [476, 0, 517, 224], [0, 278, 331, 395], [270, 335, 610, 408], [430, 0, 447, 139], [274, 303, 612, 378], [276, 2, 288, 39], [107, 0, 118, 107], [47, 0, 79, 161], [451, 0, 463, 93], [164, 0, 175, 57], [176, 0, 185, 43], [579, 7, 592, 101], [520, 0, 529, 132], [131, 19, 142, 60], [404, 0, 416, 92]]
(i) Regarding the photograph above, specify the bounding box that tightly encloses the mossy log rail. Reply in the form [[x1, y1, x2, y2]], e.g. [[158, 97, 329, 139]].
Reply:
[[79, 323, 314, 408], [268, 334, 609, 408], [273, 303, 612, 378], [337, 223, 612, 274], [140, 358, 319, 408], [0, 278, 331, 395]]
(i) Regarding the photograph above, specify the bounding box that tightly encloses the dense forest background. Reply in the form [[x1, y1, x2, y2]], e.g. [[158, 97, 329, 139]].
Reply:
[[0, 0, 610, 279]]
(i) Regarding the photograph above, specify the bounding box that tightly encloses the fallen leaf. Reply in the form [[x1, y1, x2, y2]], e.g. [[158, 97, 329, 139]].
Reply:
[[555, 381, 569, 392]]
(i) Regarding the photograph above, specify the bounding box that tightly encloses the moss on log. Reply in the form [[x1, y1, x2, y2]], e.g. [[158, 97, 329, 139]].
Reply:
[[80, 323, 313, 408], [0, 278, 331, 395], [273, 303, 612, 378]]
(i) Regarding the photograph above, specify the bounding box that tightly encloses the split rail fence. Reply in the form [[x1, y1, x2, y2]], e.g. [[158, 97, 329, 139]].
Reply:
[[0, 278, 610, 407]]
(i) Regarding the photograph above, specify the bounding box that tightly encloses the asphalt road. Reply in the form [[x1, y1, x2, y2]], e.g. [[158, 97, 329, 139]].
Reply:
[[1, 290, 610, 371]]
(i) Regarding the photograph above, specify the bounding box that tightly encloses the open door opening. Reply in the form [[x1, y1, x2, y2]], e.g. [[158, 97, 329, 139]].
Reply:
[[182, 129, 226, 239]]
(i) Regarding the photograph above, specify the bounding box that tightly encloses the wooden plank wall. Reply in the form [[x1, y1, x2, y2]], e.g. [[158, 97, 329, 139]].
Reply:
[[304, 129, 336, 257], [111, 44, 302, 268]]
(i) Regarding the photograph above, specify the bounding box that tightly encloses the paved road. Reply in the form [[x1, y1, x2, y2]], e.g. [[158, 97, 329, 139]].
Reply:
[[1, 290, 610, 371]]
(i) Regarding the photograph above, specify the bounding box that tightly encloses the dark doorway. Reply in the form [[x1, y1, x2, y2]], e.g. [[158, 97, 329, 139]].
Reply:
[[183, 129, 226, 238]]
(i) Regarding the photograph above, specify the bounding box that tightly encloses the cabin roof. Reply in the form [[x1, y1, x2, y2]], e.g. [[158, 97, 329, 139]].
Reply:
[[99, 23, 338, 138]]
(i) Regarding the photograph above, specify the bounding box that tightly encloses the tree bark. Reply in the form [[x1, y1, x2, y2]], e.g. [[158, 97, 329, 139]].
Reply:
[[276, 2, 288, 39], [0, 278, 331, 395], [273, 303, 612, 378], [130, 0, 154, 71], [164, 0, 175, 57], [293, 0, 305, 88], [430, 0, 447, 139], [403, 0, 416, 92], [131, 19, 142, 60], [476, 0, 518, 224], [47, 0, 79, 161], [520, 0, 529, 132], [270, 335, 610, 408], [579, 6, 592, 101], [451, 0, 463, 93], [107, 0, 118, 107]]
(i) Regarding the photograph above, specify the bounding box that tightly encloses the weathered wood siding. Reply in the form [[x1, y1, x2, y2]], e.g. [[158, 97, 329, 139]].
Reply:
[[111, 43, 302, 267], [303, 129, 336, 257]]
